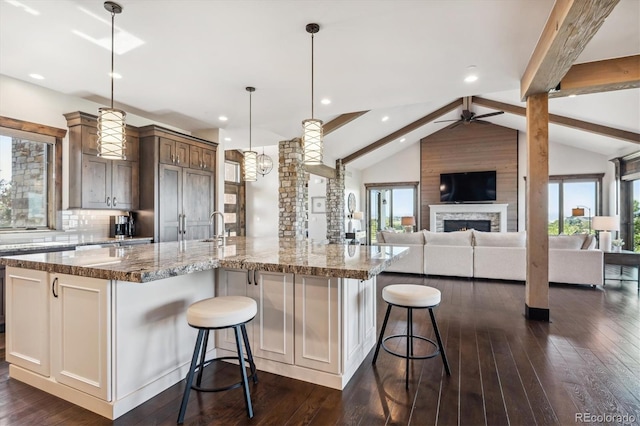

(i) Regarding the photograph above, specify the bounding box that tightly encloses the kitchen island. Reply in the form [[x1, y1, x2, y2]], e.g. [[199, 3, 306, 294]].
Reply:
[[0, 237, 407, 420]]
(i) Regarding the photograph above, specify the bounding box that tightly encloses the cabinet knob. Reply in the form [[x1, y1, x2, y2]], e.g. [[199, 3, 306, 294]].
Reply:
[[172, 154, 176, 163], [176, 155, 180, 165], [106, 196, 111, 207], [113, 197, 117, 207]]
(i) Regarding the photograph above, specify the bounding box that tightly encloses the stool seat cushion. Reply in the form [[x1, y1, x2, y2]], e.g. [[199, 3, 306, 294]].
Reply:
[[187, 296, 257, 328], [382, 284, 441, 307]]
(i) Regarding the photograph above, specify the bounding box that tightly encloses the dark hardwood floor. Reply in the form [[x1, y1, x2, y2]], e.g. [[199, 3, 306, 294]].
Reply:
[[1, 274, 639, 425]]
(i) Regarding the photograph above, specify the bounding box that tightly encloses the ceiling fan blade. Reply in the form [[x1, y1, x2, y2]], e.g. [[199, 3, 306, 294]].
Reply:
[[475, 119, 491, 124], [434, 119, 460, 123], [473, 111, 504, 120], [449, 121, 464, 129]]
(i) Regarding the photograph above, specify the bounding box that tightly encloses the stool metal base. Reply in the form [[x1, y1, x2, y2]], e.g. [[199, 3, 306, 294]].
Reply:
[[372, 302, 451, 389], [178, 322, 257, 424]]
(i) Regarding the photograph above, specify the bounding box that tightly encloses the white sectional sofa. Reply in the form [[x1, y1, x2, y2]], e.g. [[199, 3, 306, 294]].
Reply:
[[376, 229, 603, 286]]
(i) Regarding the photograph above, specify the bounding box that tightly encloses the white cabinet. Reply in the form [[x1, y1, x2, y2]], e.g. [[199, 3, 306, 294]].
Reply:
[[216, 268, 294, 364], [5, 267, 111, 401], [342, 277, 376, 375], [5, 268, 50, 376], [51, 273, 111, 401]]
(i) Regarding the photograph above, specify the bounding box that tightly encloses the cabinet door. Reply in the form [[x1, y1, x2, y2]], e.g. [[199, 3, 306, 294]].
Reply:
[[175, 142, 190, 167], [111, 160, 139, 210], [189, 145, 203, 169], [51, 273, 111, 401], [342, 277, 377, 374], [183, 168, 214, 241], [81, 154, 112, 209], [294, 275, 340, 374], [5, 267, 50, 376], [202, 148, 215, 171], [215, 268, 250, 352], [159, 164, 182, 242], [124, 134, 139, 162], [82, 125, 99, 155], [251, 271, 294, 364], [0, 266, 5, 331], [159, 137, 175, 164]]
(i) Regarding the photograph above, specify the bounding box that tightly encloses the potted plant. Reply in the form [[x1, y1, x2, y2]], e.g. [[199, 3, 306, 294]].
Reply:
[[611, 238, 624, 252]]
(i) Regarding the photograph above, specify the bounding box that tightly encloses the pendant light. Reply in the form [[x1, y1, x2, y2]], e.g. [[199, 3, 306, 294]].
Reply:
[[302, 23, 323, 165], [97, 1, 126, 160], [257, 146, 273, 176], [244, 87, 258, 182]]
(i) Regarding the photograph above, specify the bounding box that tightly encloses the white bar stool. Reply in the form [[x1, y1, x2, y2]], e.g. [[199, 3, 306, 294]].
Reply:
[[372, 284, 451, 389], [177, 295, 258, 424]]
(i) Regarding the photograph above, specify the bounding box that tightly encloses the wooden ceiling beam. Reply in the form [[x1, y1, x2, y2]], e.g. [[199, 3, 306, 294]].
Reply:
[[472, 96, 640, 144], [323, 111, 369, 136], [548, 55, 640, 98], [341, 98, 462, 165], [520, 0, 620, 101]]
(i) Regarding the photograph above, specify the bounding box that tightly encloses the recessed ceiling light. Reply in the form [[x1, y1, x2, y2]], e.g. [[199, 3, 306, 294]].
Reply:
[[224, 137, 231, 142], [568, 94, 577, 98], [321, 98, 331, 105], [464, 75, 478, 83], [218, 116, 228, 121], [400, 138, 406, 143], [29, 73, 44, 80], [381, 116, 389, 122], [110, 72, 122, 79]]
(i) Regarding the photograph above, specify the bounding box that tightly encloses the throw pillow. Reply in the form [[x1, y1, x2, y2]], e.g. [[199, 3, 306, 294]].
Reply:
[[473, 230, 526, 247], [423, 229, 472, 246], [376, 231, 384, 243], [581, 234, 596, 250], [549, 234, 586, 250], [382, 231, 425, 244]]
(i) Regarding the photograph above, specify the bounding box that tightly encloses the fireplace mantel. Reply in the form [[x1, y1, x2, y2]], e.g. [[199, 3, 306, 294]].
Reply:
[[429, 204, 508, 232]]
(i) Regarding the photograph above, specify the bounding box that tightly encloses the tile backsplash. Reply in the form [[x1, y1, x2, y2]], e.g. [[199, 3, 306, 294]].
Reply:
[[62, 209, 130, 237]]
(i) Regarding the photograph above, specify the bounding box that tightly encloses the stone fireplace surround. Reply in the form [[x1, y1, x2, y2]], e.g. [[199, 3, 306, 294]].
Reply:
[[430, 204, 508, 232]]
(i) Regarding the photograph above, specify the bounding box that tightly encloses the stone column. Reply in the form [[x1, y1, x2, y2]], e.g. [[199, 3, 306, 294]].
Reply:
[[326, 159, 345, 244], [278, 138, 307, 238]]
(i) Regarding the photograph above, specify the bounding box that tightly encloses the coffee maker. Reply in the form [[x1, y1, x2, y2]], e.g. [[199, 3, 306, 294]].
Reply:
[[112, 215, 129, 238]]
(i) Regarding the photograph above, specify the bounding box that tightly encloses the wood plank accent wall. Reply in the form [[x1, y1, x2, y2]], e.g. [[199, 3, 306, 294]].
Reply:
[[420, 123, 519, 231]]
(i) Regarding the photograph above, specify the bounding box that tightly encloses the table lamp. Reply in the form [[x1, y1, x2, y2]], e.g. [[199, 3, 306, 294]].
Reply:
[[401, 216, 415, 233], [592, 215, 619, 252], [352, 211, 363, 231]]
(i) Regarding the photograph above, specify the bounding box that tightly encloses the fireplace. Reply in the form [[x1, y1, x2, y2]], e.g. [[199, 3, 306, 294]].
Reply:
[[429, 204, 508, 232], [444, 219, 491, 232]]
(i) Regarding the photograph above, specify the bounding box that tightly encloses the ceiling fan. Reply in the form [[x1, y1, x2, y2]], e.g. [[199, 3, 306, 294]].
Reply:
[[435, 97, 504, 128]]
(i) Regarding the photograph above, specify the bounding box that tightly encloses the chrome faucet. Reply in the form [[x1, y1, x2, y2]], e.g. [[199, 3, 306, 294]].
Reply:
[[209, 211, 226, 246]]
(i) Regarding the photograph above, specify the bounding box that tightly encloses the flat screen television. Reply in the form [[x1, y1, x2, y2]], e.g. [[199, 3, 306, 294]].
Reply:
[[440, 171, 496, 202]]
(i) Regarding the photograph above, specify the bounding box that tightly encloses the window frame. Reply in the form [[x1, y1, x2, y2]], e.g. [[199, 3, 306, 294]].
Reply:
[[548, 173, 603, 235], [0, 116, 65, 231], [364, 181, 419, 244]]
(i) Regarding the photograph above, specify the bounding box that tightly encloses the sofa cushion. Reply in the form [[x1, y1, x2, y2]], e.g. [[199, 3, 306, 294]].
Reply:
[[549, 234, 586, 250], [381, 230, 425, 244], [473, 231, 526, 247], [581, 234, 596, 250], [423, 229, 472, 246]]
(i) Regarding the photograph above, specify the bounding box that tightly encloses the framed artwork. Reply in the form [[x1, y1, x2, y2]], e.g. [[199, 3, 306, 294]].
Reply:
[[311, 196, 326, 214]]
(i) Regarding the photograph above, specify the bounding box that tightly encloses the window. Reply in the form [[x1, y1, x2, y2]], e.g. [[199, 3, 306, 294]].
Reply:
[[548, 174, 602, 235], [365, 182, 418, 243], [224, 160, 241, 184], [0, 117, 64, 231]]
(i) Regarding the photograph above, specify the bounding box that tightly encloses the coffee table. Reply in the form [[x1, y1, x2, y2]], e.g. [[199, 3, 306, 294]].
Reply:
[[603, 250, 640, 293]]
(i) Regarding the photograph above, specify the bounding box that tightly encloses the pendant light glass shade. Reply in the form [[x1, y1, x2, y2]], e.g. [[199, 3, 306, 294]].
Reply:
[[98, 107, 126, 159], [243, 86, 258, 182], [244, 150, 258, 181], [98, 1, 126, 160], [303, 23, 323, 165], [302, 118, 323, 165], [257, 150, 273, 176]]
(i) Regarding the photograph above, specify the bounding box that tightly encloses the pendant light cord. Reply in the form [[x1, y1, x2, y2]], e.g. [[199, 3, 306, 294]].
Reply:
[[110, 9, 115, 109], [249, 90, 252, 150], [311, 31, 315, 119]]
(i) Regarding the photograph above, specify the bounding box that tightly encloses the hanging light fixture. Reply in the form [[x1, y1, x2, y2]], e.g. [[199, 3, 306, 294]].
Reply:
[[257, 146, 273, 176], [302, 23, 323, 165], [244, 86, 258, 182], [97, 1, 126, 160]]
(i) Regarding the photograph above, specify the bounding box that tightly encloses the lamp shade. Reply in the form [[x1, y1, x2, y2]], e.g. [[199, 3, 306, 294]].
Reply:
[[592, 216, 619, 231], [571, 208, 585, 217], [97, 107, 126, 160], [352, 211, 364, 220], [243, 150, 257, 182], [302, 118, 323, 164], [401, 216, 415, 226]]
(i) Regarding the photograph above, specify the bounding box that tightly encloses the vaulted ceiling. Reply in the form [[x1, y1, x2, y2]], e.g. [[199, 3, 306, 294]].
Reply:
[[1, 0, 638, 170]]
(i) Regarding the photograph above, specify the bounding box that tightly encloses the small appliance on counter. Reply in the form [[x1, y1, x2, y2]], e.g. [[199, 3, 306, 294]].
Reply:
[[110, 213, 136, 238]]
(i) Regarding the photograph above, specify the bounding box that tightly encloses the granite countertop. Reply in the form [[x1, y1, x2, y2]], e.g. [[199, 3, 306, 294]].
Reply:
[[0, 236, 153, 256], [0, 237, 408, 282]]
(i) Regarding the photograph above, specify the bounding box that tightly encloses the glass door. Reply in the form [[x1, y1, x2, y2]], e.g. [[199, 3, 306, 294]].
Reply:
[[366, 183, 417, 244]]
